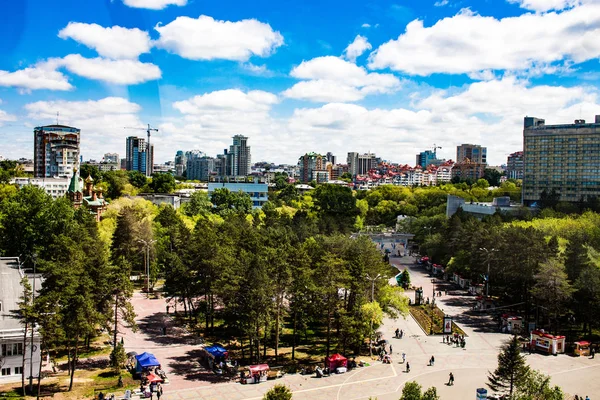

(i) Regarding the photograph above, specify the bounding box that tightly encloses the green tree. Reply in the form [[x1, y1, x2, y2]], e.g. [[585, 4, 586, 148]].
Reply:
[[483, 168, 502, 187], [211, 188, 252, 215], [263, 384, 293, 400], [110, 342, 127, 371], [181, 191, 212, 216], [421, 387, 440, 400], [150, 173, 176, 193], [13, 277, 34, 395], [80, 164, 101, 182], [128, 170, 147, 188], [487, 336, 530, 396], [531, 258, 573, 333], [312, 184, 359, 233], [513, 370, 564, 400], [400, 381, 422, 400]]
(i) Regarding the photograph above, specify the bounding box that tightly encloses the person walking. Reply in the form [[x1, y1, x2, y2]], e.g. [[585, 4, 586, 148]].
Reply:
[[448, 372, 454, 386], [402, 352, 406, 363], [591, 347, 595, 359], [405, 362, 410, 373], [156, 383, 163, 400], [389, 344, 393, 354], [429, 355, 435, 366]]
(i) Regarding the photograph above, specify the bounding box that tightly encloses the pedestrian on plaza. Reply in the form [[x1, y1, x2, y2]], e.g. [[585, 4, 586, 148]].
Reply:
[[400, 329, 404, 339], [585, 396, 589, 400], [429, 355, 435, 366], [156, 383, 163, 400], [402, 352, 406, 363], [574, 395, 579, 400], [443, 336, 446, 344], [591, 347, 596, 359], [395, 328, 400, 338], [390, 345, 393, 354], [166, 304, 170, 314], [405, 362, 410, 373], [448, 372, 454, 386]]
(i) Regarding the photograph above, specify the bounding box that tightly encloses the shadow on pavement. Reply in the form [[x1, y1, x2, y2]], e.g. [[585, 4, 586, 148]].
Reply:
[[167, 349, 234, 383], [137, 312, 202, 346]]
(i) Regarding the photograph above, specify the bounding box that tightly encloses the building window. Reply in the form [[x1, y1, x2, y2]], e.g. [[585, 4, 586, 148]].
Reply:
[[1, 342, 24, 356], [1, 368, 11, 376], [14, 367, 23, 375]]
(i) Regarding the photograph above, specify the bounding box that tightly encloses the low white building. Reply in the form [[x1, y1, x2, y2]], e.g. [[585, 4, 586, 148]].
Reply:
[[0, 258, 41, 382], [11, 177, 70, 199]]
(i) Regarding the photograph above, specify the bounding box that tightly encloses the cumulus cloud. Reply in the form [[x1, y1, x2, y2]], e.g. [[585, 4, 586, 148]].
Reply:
[[0, 60, 72, 93], [343, 35, 372, 62], [122, 0, 187, 9], [25, 97, 144, 159], [154, 15, 284, 61], [173, 89, 278, 114], [282, 56, 401, 102], [0, 100, 16, 125], [369, 3, 600, 76], [434, 0, 450, 6], [60, 55, 161, 84], [58, 22, 152, 59], [361, 23, 371, 28], [507, 0, 582, 12]]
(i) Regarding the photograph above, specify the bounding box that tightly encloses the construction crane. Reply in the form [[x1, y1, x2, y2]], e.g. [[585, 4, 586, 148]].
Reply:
[[124, 124, 158, 177], [432, 143, 442, 156]]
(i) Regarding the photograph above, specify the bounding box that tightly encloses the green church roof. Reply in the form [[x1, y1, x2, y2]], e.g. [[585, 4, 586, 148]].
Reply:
[[68, 169, 83, 193]]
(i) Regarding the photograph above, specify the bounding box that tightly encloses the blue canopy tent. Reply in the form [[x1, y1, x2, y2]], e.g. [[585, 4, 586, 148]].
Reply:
[[135, 352, 161, 373], [205, 345, 228, 360]]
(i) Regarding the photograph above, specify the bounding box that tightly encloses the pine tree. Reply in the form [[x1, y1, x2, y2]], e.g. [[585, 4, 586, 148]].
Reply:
[[263, 384, 292, 400], [487, 335, 530, 396], [400, 381, 422, 400]]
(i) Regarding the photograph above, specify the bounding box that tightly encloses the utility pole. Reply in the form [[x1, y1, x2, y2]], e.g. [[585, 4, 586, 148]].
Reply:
[[29, 254, 37, 395]]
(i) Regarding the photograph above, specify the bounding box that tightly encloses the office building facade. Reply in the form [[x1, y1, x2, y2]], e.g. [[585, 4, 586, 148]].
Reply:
[[416, 150, 442, 168], [523, 116, 600, 205], [187, 153, 217, 181], [104, 153, 120, 165], [298, 152, 325, 183], [506, 151, 524, 180], [347, 152, 377, 176], [126, 136, 153, 176], [226, 135, 251, 177], [174, 150, 187, 177], [34, 125, 80, 178]]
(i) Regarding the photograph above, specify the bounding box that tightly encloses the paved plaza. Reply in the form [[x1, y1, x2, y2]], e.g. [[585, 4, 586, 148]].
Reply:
[[121, 254, 600, 399]]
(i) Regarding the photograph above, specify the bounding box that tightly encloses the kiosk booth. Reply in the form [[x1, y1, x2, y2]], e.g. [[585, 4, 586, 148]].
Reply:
[[326, 354, 348, 373], [574, 341, 591, 357], [240, 364, 270, 384], [500, 315, 523, 334], [530, 330, 565, 355], [135, 352, 161, 375]]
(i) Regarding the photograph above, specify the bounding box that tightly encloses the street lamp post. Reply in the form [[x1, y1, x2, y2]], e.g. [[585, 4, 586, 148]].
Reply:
[[365, 273, 386, 357], [138, 239, 156, 297], [479, 247, 498, 297], [28, 253, 37, 394]]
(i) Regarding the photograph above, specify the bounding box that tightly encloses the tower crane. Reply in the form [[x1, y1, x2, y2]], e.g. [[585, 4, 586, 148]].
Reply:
[[432, 143, 442, 156], [124, 124, 158, 177]]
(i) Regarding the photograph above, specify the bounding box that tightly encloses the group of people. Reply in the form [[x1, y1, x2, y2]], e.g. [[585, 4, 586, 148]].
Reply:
[[394, 328, 404, 339], [140, 381, 163, 399], [573, 396, 590, 400], [443, 333, 466, 348]]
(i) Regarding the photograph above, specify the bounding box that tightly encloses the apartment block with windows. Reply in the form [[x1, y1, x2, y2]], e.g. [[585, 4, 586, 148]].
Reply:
[[506, 151, 524, 180], [523, 115, 600, 205]]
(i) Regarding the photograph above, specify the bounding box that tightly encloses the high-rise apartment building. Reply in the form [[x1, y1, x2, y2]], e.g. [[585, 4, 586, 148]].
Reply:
[[347, 152, 377, 176], [298, 152, 326, 183], [34, 125, 80, 178], [457, 144, 487, 164], [226, 135, 251, 177], [523, 115, 600, 205], [174, 150, 187, 177], [506, 151, 524, 180], [187, 152, 217, 181], [326, 152, 337, 165], [416, 150, 443, 168], [125, 136, 153, 176]]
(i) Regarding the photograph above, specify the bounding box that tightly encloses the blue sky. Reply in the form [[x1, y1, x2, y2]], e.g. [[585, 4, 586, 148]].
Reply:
[[1, 0, 600, 166]]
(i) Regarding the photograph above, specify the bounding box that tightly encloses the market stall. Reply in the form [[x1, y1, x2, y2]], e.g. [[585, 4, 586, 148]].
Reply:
[[501, 315, 523, 334], [326, 353, 348, 373], [530, 330, 565, 355], [205, 345, 228, 362], [240, 364, 270, 384], [574, 341, 591, 357], [135, 352, 161, 374]]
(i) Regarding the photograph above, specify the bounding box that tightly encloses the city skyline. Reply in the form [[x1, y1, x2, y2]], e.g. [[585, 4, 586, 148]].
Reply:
[[2, 1, 600, 165]]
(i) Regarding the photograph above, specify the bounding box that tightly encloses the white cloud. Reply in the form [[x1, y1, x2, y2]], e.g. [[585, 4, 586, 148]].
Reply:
[[434, 0, 450, 6], [0, 60, 72, 93], [122, 0, 187, 10], [507, 0, 582, 12], [60, 54, 161, 85], [25, 97, 144, 159], [173, 89, 278, 114], [283, 56, 401, 102], [0, 100, 16, 125], [154, 15, 284, 61], [343, 35, 372, 62], [369, 3, 600, 76], [241, 62, 271, 75], [58, 22, 152, 59], [361, 23, 371, 28]]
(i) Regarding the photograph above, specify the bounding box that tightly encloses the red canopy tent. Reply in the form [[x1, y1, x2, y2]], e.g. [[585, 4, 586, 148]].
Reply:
[[326, 354, 347, 371], [145, 373, 163, 383]]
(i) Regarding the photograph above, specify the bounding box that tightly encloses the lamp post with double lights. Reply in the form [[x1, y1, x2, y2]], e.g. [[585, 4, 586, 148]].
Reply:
[[365, 273, 387, 357], [137, 239, 156, 297]]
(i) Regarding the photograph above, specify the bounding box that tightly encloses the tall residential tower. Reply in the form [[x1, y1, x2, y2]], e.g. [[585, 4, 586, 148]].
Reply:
[[226, 135, 251, 177], [34, 125, 80, 178]]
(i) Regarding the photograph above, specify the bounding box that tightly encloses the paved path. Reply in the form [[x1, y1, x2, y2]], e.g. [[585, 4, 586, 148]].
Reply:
[[123, 255, 600, 399]]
